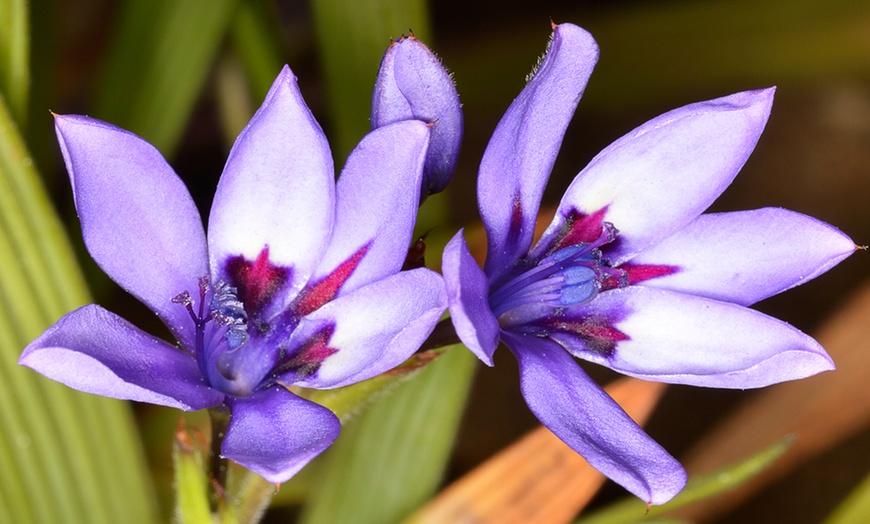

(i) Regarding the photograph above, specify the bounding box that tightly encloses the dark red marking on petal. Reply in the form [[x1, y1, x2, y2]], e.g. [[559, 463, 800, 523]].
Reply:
[[292, 244, 370, 317], [621, 263, 679, 285], [507, 192, 524, 248], [273, 324, 338, 380], [225, 247, 290, 318], [602, 263, 679, 290], [543, 315, 629, 358], [548, 207, 609, 254]]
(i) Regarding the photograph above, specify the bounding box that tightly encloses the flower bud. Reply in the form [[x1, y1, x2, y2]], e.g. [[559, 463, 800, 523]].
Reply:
[[372, 34, 463, 200]]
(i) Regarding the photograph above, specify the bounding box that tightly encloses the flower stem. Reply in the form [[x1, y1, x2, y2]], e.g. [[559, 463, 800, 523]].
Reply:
[[209, 407, 231, 508]]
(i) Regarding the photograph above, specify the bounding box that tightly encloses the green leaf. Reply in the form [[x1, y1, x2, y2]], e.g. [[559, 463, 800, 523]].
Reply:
[[0, 0, 28, 125], [93, 0, 240, 157], [214, 56, 257, 149], [575, 437, 794, 524], [305, 348, 451, 425], [310, 0, 431, 160], [824, 469, 870, 523], [300, 346, 477, 524], [173, 422, 212, 524], [229, 0, 286, 104], [0, 92, 158, 522]]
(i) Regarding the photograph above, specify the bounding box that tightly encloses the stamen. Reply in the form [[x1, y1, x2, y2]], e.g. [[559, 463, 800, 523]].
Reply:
[[210, 281, 249, 351], [489, 220, 622, 323], [490, 241, 599, 309]]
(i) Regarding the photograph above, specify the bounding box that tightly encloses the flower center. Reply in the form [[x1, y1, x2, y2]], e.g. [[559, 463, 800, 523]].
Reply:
[[489, 222, 627, 327], [173, 277, 251, 388]]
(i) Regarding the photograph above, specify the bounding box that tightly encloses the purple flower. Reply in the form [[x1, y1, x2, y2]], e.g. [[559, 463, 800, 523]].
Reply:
[[20, 66, 447, 483], [372, 32, 463, 200], [442, 23, 857, 504]]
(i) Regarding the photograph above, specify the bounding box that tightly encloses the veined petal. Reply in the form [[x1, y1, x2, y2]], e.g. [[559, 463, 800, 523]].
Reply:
[[312, 120, 430, 296], [479, 23, 599, 280], [54, 115, 207, 350], [372, 34, 463, 197], [556, 287, 834, 388], [442, 230, 500, 366], [627, 208, 857, 306], [535, 88, 775, 264], [223, 386, 340, 483], [19, 305, 223, 410], [209, 66, 334, 308], [292, 268, 447, 389], [503, 333, 686, 505]]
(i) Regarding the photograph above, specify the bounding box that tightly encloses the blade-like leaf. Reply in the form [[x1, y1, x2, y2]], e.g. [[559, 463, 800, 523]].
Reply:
[[217, 0, 287, 147], [173, 420, 211, 524], [93, 0, 239, 157], [575, 437, 793, 524], [0, 0, 28, 125], [0, 92, 158, 522], [300, 346, 477, 524], [824, 469, 870, 524], [304, 348, 450, 424], [229, 0, 286, 104]]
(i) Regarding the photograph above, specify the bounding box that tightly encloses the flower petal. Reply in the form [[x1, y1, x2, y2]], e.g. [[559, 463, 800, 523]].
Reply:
[[291, 268, 447, 389], [54, 115, 207, 350], [311, 120, 430, 295], [223, 386, 340, 484], [19, 305, 223, 410], [554, 287, 834, 388], [372, 34, 463, 198], [442, 230, 500, 366], [478, 23, 599, 280], [208, 66, 334, 308], [535, 88, 775, 265], [627, 208, 857, 305], [503, 332, 686, 504]]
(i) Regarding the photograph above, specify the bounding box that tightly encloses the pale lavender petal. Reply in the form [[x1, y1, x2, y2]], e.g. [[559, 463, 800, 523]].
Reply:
[[223, 386, 339, 483], [555, 287, 834, 388], [479, 24, 599, 280], [311, 121, 429, 295], [534, 88, 775, 265], [627, 208, 857, 305], [442, 230, 500, 366], [208, 66, 334, 309], [54, 115, 207, 350], [503, 332, 686, 505], [372, 34, 463, 197], [19, 305, 223, 410], [292, 268, 447, 389]]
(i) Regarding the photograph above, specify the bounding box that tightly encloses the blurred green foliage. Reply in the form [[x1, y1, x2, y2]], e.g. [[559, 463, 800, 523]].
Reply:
[[5, 0, 870, 521], [0, 4, 157, 519]]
